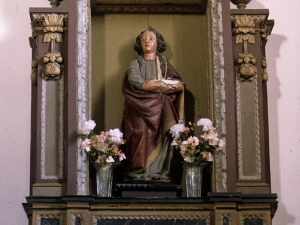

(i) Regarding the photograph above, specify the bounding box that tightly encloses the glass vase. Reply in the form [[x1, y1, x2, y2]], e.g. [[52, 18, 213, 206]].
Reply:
[[184, 163, 207, 197], [94, 162, 114, 197]]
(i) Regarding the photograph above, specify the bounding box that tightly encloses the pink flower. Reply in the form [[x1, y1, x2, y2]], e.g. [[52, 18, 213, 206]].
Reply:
[[216, 139, 225, 151], [119, 153, 126, 161], [81, 138, 91, 152]]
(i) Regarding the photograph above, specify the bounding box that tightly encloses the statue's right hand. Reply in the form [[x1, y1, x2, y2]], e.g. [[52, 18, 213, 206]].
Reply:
[[142, 80, 166, 93]]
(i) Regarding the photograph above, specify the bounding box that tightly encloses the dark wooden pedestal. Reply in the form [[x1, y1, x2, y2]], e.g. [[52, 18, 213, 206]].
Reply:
[[23, 193, 277, 225]]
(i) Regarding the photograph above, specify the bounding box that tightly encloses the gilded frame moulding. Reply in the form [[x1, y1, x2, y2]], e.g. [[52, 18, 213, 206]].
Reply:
[[210, 0, 227, 192], [93, 215, 210, 225], [90, 0, 207, 14], [76, 0, 92, 195]]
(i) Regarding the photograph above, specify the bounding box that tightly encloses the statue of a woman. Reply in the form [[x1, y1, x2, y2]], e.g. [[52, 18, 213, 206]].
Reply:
[[121, 27, 184, 182]]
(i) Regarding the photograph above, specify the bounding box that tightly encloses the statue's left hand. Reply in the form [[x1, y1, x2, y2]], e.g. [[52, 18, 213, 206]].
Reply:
[[168, 81, 184, 94]]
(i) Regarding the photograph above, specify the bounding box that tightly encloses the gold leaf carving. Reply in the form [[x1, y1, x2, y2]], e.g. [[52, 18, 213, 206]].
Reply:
[[31, 13, 67, 43], [30, 58, 38, 83], [232, 15, 266, 44], [43, 14, 64, 43], [261, 56, 268, 82], [237, 53, 257, 81], [43, 53, 64, 81]]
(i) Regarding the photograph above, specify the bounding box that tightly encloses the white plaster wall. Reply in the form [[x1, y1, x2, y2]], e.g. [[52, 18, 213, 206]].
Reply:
[[0, 0, 299, 224], [0, 0, 67, 224]]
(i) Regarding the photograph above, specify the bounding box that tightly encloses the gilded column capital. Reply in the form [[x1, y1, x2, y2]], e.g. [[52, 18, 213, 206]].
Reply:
[[32, 13, 68, 43], [231, 15, 267, 82], [231, 15, 266, 44]]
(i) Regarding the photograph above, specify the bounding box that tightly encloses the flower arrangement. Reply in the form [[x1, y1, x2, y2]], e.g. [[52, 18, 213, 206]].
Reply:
[[79, 120, 126, 167], [169, 118, 225, 165]]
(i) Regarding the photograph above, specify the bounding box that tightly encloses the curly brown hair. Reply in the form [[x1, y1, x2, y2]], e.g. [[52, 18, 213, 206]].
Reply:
[[134, 26, 166, 55]]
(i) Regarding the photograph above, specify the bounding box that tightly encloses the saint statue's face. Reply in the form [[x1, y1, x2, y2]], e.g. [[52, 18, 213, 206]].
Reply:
[[141, 31, 157, 55]]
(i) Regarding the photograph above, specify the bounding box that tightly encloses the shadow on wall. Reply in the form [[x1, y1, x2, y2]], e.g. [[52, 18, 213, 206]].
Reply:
[[267, 33, 296, 225]]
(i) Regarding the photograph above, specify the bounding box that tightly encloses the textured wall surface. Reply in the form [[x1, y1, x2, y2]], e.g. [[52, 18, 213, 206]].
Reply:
[[0, 0, 299, 224]]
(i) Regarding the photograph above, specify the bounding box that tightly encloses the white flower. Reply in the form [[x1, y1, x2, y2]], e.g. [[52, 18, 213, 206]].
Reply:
[[180, 144, 187, 152], [81, 120, 96, 134], [171, 139, 178, 146], [106, 156, 115, 163], [81, 138, 91, 152], [169, 122, 186, 138], [209, 137, 219, 146], [119, 153, 126, 161], [207, 152, 214, 162], [196, 118, 213, 131], [180, 141, 188, 151], [184, 156, 192, 163], [108, 128, 123, 143], [187, 136, 199, 146]]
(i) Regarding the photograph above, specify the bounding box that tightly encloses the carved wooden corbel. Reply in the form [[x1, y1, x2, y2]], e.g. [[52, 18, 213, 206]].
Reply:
[[237, 53, 257, 81], [31, 13, 68, 81], [232, 15, 266, 82], [42, 14, 65, 81]]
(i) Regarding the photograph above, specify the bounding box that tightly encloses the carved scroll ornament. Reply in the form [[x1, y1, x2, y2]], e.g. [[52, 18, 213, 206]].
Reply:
[[261, 56, 268, 82], [30, 58, 38, 83]]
